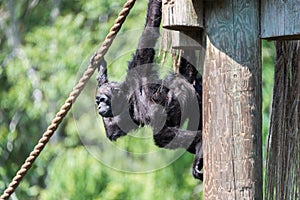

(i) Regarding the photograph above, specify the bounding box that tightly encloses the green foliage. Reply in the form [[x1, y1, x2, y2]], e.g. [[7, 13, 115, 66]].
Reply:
[[262, 41, 275, 145], [261, 40, 275, 196], [0, 0, 275, 199], [0, 0, 200, 199], [38, 147, 200, 200]]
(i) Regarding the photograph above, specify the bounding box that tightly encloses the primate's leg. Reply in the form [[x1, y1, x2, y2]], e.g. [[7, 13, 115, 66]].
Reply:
[[153, 126, 201, 154], [152, 126, 203, 180], [192, 142, 203, 180]]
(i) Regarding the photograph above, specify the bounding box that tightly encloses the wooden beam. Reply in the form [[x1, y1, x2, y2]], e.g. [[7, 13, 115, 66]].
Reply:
[[171, 30, 202, 49], [162, 0, 203, 31], [203, 0, 262, 199], [261, 0, 300, 40], [162, 0, 204, 49]]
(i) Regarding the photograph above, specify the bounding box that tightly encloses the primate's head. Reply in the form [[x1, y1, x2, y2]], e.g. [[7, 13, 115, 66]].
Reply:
[[95, 82, 124, 118], [95, 59, 127, 118], [95, 83, 113, 117]]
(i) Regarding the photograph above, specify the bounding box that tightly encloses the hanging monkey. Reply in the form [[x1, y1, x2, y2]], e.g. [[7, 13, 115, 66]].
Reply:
[[95, 0, 203, 180]]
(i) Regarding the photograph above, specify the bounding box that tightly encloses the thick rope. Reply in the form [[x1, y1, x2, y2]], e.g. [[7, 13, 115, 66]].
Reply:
[[0, 0, 136, 199]]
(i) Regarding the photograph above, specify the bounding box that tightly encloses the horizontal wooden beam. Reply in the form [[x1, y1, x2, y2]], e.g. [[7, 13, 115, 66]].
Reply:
[[162, 0, 203, 31], [261, 0, 300, 40], [171, 30, 202, 49]]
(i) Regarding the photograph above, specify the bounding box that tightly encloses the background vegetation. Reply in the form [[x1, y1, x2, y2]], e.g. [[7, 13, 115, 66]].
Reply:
[[0, 0, 274, 199]]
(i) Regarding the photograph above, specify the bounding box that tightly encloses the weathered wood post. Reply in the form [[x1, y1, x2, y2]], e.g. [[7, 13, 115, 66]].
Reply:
[[261, 0, 300, 40], [162, 0, 203, 30], [162, 0, 203, 49], [162, 0, 262, 199], [261, 1, 300, 200], [203, 1, 262, 199]]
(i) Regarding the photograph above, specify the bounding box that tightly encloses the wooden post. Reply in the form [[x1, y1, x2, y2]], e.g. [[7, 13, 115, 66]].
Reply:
[[170, 30, 202, 50], [202, 1, 262, 199], [162, 0, 204, 49], [261, 0, 300, 40], [162, 0, 203, 31]]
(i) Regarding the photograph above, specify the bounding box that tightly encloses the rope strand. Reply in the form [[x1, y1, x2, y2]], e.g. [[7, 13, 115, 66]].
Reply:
[[0, 0, 136, 199]]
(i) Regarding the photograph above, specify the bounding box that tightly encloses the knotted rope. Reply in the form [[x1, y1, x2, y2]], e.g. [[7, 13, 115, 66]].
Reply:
[[0, 0, 136, 199]]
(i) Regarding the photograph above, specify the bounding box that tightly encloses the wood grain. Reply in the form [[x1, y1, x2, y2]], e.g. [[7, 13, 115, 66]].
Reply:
[[171, 30, 202, 49], [162, 0, 203, 31], [203, 0, 262, 199], [261, 0, 300, 39]]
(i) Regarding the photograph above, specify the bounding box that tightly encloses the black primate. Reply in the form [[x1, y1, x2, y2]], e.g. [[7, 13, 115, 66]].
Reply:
[[95, 0, 203, 180]]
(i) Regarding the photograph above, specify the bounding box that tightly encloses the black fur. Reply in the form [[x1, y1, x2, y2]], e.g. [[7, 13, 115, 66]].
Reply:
[[95, 0, 203, 180]]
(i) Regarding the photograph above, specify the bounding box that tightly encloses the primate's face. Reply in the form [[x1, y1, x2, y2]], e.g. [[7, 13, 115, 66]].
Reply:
[[95, 92, 113, 117], [96, 82, 124, 118]]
